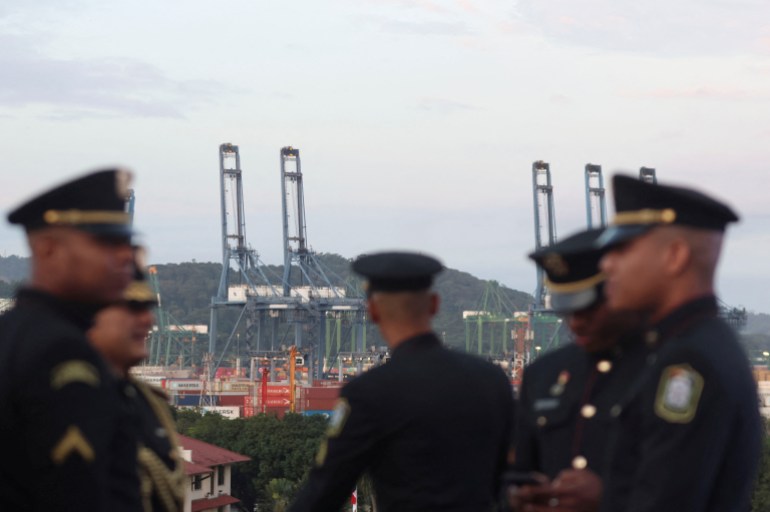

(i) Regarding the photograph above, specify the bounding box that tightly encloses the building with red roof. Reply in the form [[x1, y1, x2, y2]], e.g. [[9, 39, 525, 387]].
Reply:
[[178, 434, 250, 512]]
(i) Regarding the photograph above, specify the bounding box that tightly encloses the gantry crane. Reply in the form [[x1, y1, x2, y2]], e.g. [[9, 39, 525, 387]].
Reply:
[[209, 143, 367, 380], [584, 164, 607, 228], [528, 161, 563, 362]]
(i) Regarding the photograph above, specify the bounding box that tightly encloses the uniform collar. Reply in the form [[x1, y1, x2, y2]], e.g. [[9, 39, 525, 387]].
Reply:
[[644, 295, 719, 347], [390, 332, 441, 359], [15, 287, 104, 330]]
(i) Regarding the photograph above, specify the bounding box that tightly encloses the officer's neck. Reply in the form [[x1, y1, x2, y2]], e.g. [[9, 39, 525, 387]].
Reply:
[[380, 322, 434, 350], [648, 278, 714, 325]]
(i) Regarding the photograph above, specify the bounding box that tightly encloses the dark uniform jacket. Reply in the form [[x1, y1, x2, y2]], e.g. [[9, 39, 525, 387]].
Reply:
[[601, 296, 762, 512], [131, 379, 186, 512], [513, 334, 647, 479], [289, 332, 515, 512], [0, 289, 141, 511]]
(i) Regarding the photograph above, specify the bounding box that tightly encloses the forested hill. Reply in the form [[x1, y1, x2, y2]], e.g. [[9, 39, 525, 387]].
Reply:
[[147, 253, 534, 349], [0, 253, 533, 349]]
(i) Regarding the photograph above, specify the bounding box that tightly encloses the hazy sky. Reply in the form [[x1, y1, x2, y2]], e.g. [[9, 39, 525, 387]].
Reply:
[[1, 0, 769, 313]]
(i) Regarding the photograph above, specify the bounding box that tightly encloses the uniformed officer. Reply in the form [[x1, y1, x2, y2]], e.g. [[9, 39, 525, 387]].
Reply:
[[598, 175, 761, 512], [508, 228, 646, 512], [89, 257, 186, 512], [0, 169, 141, 511], [289, 251, 515, 512]]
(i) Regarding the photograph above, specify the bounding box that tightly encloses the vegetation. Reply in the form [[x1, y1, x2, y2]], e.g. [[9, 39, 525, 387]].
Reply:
[[174, 409, 332, 512]]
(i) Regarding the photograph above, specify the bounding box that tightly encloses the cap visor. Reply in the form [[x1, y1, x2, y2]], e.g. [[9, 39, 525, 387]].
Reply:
[[79, 224, 134, 241], [596, 225, 652, 249], [549, 287, 599, 314]]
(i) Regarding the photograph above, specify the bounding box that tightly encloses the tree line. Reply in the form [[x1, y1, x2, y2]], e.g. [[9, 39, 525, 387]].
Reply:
[[176, 408, 770, 512]]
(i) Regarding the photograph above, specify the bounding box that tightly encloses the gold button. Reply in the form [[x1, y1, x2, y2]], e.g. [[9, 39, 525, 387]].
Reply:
[[581, 404, 596, 418], [536, 416, 547, 427], [572, 456, 588, 469], [645, 330, 659, 346], [597, 360, 612, 373], [610, 405, 622, 417]]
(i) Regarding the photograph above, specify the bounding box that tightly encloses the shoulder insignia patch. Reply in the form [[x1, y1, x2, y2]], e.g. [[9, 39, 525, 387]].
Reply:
[[654, 364, 704, 424], [51, 360, 100, 390], [51, 426, 95, 464], [327, 398, 351, 438]]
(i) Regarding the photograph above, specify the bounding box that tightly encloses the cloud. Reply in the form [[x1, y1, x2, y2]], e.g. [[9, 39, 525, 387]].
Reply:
[[416, 97, 479, 113], [363, 0, 450, 15], [622, 86, 770, 101], [515, 0, 770, 56], [375, 18, 471, 36], [0, 34, 233, 119]]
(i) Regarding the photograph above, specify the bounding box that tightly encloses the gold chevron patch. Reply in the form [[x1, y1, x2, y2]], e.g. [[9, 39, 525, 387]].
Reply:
[[51, 426, 95, 465], [50, 360, 100, 390]]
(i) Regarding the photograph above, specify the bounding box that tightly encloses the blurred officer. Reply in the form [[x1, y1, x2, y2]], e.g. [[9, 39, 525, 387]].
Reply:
[[598, 175, 761, 512], [508, 228, 646, 512], [289, 251, 515, 512], [0, 169, 141, 511], [89, 259, 185, 512]]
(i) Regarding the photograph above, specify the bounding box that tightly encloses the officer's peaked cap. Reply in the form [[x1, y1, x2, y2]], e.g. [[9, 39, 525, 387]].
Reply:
[[599, 174, 739, 248], [7, 168, 134, 239], [352, 251, 443, 294], [122, 246, 157, 306], [529, 228, 606, 313]]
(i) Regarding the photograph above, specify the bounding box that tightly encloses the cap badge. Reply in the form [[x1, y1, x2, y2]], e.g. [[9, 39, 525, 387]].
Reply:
[[115, 169, 133, 199], [542, 253, 569, 277]]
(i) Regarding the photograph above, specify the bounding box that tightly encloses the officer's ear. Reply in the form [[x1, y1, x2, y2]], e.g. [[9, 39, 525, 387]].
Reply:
[[662, 234, 692, 278], [28, 228, 61, 259], [428, 293, 440, 317], [367, 295, 381, 325]]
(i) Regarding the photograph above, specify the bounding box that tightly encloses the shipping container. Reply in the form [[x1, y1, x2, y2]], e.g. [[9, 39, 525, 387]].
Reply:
[[265, 385, 292, 397], [218, 395, 246, 407], [303, 410, 333, 418], [167, 380, 203, 392], [262, 396, 292, 408], [174, 394, 203, 406], [303, 387, 341, 400], [304, 398, 339, 411], [201, 406, 241, 420]]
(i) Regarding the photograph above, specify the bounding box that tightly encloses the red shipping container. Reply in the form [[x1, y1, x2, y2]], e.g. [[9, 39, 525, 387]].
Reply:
[[262, 396, 291, 407], [244, 396, 254, 407], [305, 387, 341, 400], [306, 398, 339, 411], [218, 395, 246, 407], [243, 406, 255, 417], [265, 385, 291, 396]]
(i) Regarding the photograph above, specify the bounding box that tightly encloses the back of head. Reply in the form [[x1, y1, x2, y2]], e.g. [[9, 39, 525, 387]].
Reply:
[[352, 251, 443, 346]]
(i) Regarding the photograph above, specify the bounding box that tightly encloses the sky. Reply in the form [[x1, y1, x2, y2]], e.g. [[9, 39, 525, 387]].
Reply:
[[1, 0, 769, 313]]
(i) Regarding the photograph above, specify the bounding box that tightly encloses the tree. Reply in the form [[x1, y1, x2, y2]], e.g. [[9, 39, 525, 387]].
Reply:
[[175, 409, 328, 511], [266, 478, 296, 512]]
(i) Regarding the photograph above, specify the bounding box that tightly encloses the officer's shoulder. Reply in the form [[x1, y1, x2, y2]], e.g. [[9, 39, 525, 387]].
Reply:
[[6, 308, 99, 370], [662, 316, 743, 367]]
